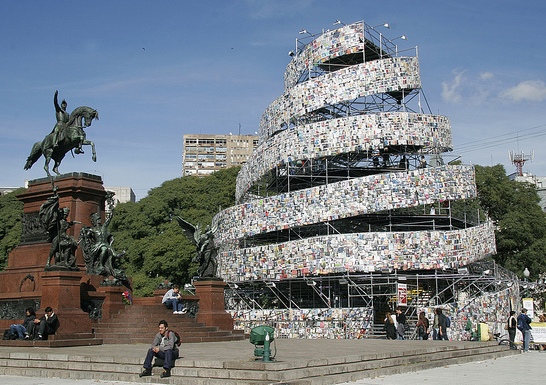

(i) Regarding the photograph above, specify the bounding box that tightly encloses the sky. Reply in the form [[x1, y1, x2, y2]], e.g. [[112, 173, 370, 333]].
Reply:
[[1, 1, 545, 200]]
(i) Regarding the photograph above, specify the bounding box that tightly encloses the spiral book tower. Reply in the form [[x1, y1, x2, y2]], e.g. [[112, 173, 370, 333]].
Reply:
[[213, 21, 506, 338]]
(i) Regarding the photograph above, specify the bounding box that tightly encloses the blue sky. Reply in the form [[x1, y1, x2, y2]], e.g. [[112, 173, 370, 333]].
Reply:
[[1, 1, 545, 200]]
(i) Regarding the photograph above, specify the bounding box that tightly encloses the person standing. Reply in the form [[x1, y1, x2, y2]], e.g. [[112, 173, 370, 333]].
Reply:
[[437, 308, 449, 340], [384, 312, 397, 340], [139, 320, 179, 378], [432, 308, 439, 340], [395, 307, 407, 340], [517, 308, 533, 352], [162, 285, 186, 314], [416, 311, 430, 340], [507, 310, 517, 350]]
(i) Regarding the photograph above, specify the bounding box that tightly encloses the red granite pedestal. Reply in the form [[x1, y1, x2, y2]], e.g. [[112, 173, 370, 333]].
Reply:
[[40, 271, 92, 337], [194, 280, 234, 331], [0, 173, 109, 341]]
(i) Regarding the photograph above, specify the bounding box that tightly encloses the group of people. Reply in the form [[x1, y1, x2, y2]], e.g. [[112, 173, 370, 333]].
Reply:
[[385, 307, 450, 341], [9, 306, 60, 340], [384, 307, 408, 340], [137, 285, 191, 378], [383, 306, 535, 351], [512, 308, 533, 352]]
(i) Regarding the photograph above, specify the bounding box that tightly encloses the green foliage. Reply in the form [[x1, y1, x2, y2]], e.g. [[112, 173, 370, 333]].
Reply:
[[474, 165, 546, 279], [0, 189, 25, 270], [111, 167, 239, 296]]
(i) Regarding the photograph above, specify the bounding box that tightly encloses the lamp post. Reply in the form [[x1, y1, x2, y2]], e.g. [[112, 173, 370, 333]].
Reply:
[[522, 267, 531, 302]]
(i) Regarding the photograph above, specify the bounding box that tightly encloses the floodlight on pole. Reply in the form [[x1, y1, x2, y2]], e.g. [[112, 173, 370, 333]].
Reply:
[[371, 22, 390, 29], [392, 35, 408, 55], [299, 29, 314, 37]]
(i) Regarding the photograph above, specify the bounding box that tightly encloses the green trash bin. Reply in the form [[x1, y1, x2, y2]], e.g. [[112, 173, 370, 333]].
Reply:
[[249, 325, 275, 360]]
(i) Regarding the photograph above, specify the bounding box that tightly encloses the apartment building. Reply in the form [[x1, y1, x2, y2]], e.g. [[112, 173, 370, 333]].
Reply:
[[182, 134, 258, 176]]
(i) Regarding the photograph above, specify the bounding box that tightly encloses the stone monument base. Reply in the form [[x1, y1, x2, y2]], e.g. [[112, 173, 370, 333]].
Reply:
[[194, 280, 234, 331]]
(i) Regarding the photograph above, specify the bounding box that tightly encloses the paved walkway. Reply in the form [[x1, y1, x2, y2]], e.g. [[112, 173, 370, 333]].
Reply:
[[337, 351, 543, 385], [1, 351, 542, 385]]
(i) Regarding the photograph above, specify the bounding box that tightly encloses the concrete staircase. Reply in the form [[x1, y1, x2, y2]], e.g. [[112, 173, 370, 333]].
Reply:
[[92, 299, 245, 344], [0, 340, 519, 385]]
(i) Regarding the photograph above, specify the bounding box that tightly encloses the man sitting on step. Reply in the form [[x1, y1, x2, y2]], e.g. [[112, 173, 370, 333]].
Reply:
[[161, 285, 187, 314], [139, 319, 179, 379], [28, 306, 60, 340]]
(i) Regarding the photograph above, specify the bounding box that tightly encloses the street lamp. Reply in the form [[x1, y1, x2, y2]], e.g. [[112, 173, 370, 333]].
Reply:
[[524, 267, 530, 281]]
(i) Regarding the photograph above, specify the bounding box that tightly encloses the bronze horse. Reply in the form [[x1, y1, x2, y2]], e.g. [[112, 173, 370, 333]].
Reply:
[[24, 106, 99, 177]]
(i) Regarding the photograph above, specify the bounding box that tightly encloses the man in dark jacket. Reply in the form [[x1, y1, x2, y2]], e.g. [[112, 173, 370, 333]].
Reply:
[[437, 308, 449, 340], [139, 320, 179, 379], [517, 308, 532, 352], [30, 307, 60, 340], [395, 307, 407, 340]]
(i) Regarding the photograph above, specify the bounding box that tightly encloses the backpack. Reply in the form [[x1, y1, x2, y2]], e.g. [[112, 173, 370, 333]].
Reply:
[[445, 315, 451, 328], [169, 330, 181, 347]]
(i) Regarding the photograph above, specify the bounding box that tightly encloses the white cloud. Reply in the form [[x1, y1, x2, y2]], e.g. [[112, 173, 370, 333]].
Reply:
[[441, 71, 465, 103], [442, 70, 498, 105], [499, 80, 546, 102]]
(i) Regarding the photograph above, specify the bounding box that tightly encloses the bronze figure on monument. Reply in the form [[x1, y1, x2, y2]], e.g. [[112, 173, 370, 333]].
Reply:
[[174, 216, 218, 279], [79, 192, 128, 286], [39, 187, 80, 270]]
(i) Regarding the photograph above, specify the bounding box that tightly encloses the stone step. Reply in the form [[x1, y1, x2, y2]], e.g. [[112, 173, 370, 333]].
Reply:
[[93, 302, 243, 344], [0, 342, 518, 385], [95, 331, 241, 344], [93, 323, 215, 332], [0, 338, 103, 348]]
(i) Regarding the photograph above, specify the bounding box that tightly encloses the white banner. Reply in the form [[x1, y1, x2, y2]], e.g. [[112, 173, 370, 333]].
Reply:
[[397, 283, 407, 307]]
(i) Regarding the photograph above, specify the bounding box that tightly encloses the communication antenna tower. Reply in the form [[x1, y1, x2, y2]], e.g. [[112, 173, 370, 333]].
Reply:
[[509, 150, 534, 176]]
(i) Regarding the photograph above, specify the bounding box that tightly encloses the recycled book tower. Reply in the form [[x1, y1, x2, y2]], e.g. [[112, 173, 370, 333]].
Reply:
[[214, 21, 517, 339]]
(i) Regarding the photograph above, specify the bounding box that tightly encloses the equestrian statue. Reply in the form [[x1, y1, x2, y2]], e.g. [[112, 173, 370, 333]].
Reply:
[[24, 90, 99, 177]]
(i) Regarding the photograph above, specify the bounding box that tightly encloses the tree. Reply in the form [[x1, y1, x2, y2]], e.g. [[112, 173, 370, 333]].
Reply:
[[474, 165, 546, 279], [0, 189, 24, 270], [110, 167, 240, 296]]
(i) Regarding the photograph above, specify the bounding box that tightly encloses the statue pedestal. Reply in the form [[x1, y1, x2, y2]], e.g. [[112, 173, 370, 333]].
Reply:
[[41, 271, 92, 336], [0, 173, 108, 341], [194, 280, 233, 331]]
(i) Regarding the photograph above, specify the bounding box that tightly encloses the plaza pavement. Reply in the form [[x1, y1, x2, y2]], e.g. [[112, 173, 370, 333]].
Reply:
[[1, 351, 542, 385], [0, 339, 540, 385]]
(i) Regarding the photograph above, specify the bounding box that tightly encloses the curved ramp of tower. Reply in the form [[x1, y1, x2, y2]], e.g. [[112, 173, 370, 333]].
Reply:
[[214, 21, 496, 283]]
